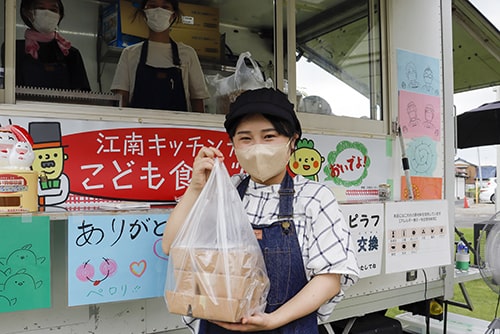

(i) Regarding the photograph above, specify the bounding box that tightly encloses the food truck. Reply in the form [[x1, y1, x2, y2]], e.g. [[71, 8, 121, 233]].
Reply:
[[0, 0, 498, 333]]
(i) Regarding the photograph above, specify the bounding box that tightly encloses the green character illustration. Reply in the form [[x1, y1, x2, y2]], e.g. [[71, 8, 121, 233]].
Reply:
[[289, 138, 324, 181]]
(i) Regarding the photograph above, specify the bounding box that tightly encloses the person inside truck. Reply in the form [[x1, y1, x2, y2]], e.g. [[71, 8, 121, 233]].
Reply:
[[162, 88, 359, 333], [1, 0, 91, 91], [110, 0, 209, 112]]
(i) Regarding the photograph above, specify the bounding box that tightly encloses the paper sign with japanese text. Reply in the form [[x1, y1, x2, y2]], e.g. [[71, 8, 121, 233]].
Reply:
[[67, 213, 169, 306], [384, 200, 451, 274], [340, 203, 384, 278]]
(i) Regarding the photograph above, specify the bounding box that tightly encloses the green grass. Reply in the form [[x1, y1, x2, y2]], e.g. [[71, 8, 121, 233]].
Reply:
[[387, 227, 499, 322]]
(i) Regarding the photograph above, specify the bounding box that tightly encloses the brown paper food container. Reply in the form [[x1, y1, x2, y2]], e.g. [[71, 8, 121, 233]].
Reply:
[[170, 247, 192, 271], [167, 248, 268, 322], [193, 249, 257, 275], [193, 295, 248, 323], [172, 247, 259, 276], [165, 291, 195, 317], [196, 273, 252, 299], [173, 270, 197, 295]]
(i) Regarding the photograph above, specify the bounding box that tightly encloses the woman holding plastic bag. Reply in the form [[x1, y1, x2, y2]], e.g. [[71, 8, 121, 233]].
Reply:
[[163, 88, 359, 333]]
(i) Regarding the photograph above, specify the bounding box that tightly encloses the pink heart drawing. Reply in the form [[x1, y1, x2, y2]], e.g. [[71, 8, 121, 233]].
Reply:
[[153, 238, 169, 261], [130, 260, 147, 277]]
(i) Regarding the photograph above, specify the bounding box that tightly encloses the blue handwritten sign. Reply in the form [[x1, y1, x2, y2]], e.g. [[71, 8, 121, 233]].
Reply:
[[67, 213, 169, 306], [397, 49, 440, 96]]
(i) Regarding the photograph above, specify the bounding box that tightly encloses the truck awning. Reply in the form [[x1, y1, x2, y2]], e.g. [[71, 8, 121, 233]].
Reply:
[[452, 0, 500, 93]]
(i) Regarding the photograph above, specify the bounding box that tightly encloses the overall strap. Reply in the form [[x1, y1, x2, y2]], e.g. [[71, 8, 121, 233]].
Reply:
[[138, 40, 149, 65], [170, 39, 181, 66], [278, 173, 294, 219], [236, 175, 250, 199]]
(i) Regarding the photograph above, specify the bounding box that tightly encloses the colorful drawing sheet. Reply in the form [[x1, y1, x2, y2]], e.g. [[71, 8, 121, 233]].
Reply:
[[67, 213, 169, 306], [385, 200, 451, 274], [298, 135, 391, 202], [340, 203, 384, 278], [398, 90, 441, 142], [401, 176, 442, 200], [0, 216, 51, 313], [397, 49, 440, 96]]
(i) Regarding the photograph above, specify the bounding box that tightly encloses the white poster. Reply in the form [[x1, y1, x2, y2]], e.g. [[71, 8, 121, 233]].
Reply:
[[340, 203, 384, 278], [385, 200, 451, 273]]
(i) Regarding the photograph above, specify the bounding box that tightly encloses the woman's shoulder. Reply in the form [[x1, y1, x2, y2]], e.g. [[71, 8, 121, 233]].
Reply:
[[175, 42, 199, 58], [122, 42, 144, 52], [175, 41, 196, 52]]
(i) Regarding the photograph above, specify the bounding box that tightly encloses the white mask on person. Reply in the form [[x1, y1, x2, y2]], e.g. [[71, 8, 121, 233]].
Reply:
[[144, 8, 174, 32], [31, 9, 60, 33], [235, 141, 291, 183]]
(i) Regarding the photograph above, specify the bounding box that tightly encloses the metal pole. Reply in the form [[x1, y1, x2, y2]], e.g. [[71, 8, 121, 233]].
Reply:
[[496, 86, 500, 213]]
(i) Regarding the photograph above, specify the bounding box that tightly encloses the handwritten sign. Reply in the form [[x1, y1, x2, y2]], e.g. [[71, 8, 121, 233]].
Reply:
[[67, 213, 169, 306], [0, 216, 50, 313], [324, 140, 371, 187], [340, 203, 384, 278]]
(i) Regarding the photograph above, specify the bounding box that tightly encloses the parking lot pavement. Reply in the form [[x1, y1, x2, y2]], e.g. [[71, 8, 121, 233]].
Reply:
[[454, 198, 498, 228]]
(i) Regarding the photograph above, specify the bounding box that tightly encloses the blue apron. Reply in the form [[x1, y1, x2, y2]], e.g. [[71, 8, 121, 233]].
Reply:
[[199, 173, 319, 334], [130, 40, 188, 111]]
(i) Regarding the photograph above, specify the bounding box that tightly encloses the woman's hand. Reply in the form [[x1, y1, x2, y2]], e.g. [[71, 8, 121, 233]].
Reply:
[[210, 273, 341, 331], [188, 146, 224, 193], [211, 312, 277, 332]]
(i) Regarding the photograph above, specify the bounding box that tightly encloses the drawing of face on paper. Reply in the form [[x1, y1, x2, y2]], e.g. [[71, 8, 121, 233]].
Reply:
[[397, 49, 440, 96], [404, 62, 419, 89], [422, 67, 439, 96], [399, 91, 441, 141]]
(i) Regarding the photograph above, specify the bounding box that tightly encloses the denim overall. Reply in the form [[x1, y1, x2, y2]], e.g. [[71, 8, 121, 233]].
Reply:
[[199, 174, 319, 334], [130, 40, 188, 111]]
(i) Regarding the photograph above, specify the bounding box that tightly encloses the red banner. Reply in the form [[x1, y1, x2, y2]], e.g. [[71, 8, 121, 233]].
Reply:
[[63, 127, 239, 202]]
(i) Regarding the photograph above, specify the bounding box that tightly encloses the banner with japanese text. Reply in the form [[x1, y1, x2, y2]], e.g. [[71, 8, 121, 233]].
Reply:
[[2, 116, 392, 206]]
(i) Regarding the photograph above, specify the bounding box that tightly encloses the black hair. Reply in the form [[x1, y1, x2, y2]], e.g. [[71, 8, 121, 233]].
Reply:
[[20, 0, 65, 29], [226, 113, 298, 145], [134, 0, 181, 25]]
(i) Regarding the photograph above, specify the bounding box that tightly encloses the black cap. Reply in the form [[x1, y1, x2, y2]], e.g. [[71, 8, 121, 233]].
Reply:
[[224, 88, 302, 138]]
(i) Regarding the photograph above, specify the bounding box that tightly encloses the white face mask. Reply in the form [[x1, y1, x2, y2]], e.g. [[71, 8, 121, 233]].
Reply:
[[144, 8, 174, 32], [31, 9, 60, 34], [235, 141, 291, 183]]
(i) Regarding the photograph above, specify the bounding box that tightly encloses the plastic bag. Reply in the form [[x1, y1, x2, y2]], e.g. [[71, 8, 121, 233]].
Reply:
[[205, 51, 273, 114], [165, 159, 269, 323]]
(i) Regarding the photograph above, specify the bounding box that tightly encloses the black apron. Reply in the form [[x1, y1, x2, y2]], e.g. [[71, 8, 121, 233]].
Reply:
[[199, 174, 319, 334], [20, 42, 71, 89], [130, 40, 188, 111]]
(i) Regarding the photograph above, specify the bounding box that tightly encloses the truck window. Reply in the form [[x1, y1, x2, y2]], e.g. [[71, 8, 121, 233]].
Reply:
[[2, 0, 384, 126], [296, 0, 382, 120], [1, 1, 4, 93]]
